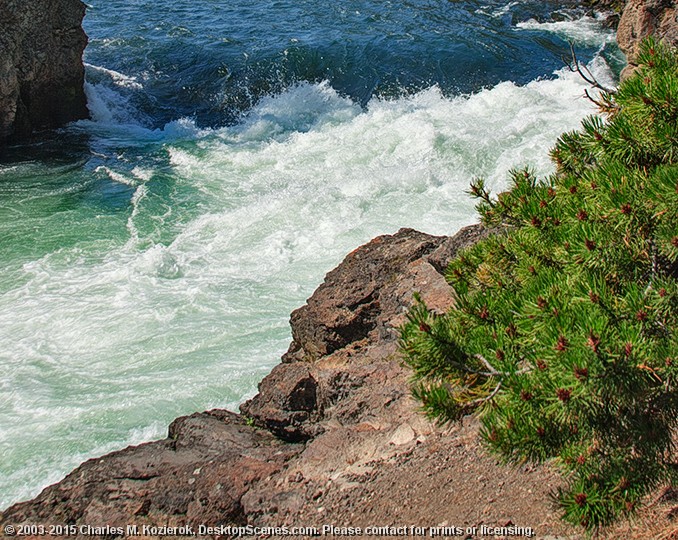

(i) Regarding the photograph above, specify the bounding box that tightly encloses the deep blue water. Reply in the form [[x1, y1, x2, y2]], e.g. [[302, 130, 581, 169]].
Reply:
[[82, 0, 620, 127]]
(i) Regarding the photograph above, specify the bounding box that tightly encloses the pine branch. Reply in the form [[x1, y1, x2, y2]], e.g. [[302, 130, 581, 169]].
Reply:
[[402, 39, 678, 531]]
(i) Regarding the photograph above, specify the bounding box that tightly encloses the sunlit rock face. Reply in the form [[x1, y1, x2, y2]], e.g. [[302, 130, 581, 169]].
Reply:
[[617, 0, 678, 78]]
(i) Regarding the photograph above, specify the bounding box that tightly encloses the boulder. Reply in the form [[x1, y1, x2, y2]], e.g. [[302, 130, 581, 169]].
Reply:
[[242, 226, 489, 441], [281, 226, 486, 364], [240, 363, 323, 442]]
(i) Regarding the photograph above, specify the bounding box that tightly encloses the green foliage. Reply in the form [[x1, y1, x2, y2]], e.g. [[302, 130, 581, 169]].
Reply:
[[401, 39, 678, 530]]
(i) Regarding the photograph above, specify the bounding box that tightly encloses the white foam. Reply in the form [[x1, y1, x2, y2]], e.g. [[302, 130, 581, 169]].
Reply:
[[161, 118, 208, 140], [133, 244, 183, 279], [83, 82, 143, 127], [236, 81, 361, 138], [476, 1, 518, 19], [96, 165, 137, 187], [85, 63, 144, 90], [516, 14, 615, 48], [79, 82, 208, 144], [126, 184, 148, 245], [131, 167, 154, 182]]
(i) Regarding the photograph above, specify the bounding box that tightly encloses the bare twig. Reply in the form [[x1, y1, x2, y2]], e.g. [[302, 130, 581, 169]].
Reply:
[[447, 357, 498, 378], [475, 353, 501, 375], [564, 42, 616, 95], [585, 88, 612, 109], [564, 42, 619, 109], [473, 354, 533, 377], [468, 381, 503, 406]]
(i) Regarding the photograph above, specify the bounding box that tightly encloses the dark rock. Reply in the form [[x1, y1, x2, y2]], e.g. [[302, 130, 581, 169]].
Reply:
[[321, 370, 368, 407], [426, 224, 494, 276], [0, 0, 89, 143], [583, 0, 626, 13], [602, 11, 622, 28], [240, 363, 323, 442], [281, 228, 456, 363], [0, 410, 301, 536]]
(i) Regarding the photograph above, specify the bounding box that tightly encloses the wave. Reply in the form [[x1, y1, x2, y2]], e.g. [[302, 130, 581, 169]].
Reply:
[[84, 63, 144, 90], [516, 14, 616, 48]]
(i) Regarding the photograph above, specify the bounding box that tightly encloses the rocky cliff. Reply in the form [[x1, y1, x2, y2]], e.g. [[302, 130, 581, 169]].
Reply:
[[0, 0, 89, 143], [582, 0, 677, 78], [616, 0, 678, 78], [2, 226, 676, 539]]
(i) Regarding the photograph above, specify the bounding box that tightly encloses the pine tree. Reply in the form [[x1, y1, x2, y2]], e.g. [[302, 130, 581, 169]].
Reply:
[[401, 39, 678, 530]]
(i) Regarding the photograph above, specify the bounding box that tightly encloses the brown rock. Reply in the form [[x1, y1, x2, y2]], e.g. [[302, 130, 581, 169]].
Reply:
[[0, 410, 301, 536], [426, 224, 493, 275], [281, 228, 443, 362], [243, 226, 486, 442], [617, 0, 678, 78], [240, 363, 323, 442], [0, 0, 89, 143], [281, 226, 484, 364], [242, 227, 488, 441]]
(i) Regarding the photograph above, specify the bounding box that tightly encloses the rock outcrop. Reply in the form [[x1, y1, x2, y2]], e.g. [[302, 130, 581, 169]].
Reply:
[[616, 0, 678, 78], [1, 410, 302, 533], [240, 226, 491, 444], [0, 0, 89, 143], [2, 226, 677, 539]]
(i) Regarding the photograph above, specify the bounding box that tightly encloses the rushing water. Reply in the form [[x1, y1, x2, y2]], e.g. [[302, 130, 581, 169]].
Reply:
[[0, 0, 622, 509]]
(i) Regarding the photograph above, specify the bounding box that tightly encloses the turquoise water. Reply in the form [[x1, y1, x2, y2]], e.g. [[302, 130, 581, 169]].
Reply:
[[0, 0, 621, 509]]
